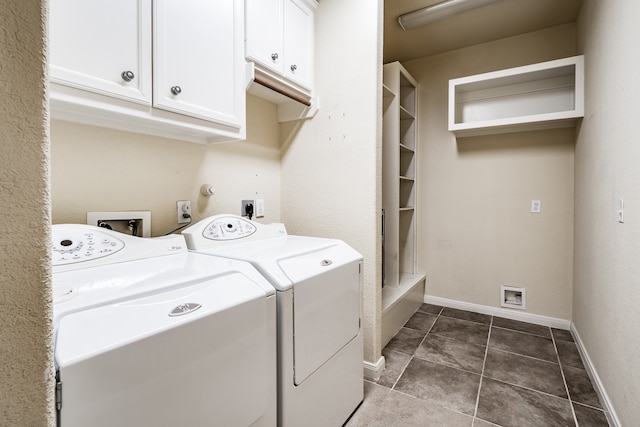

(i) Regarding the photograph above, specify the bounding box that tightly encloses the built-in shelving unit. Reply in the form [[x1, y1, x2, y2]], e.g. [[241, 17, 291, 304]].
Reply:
[[449, 55, 584, 137], [382, 62, 425, 347]]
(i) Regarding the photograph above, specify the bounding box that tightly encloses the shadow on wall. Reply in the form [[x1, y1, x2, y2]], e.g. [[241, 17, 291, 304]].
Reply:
[[279, 119, 306, 153], [455, 126, 578, 156]]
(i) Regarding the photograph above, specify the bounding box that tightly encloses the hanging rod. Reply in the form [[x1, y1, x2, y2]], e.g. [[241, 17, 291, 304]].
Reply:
[[253, 75, 312, 107]]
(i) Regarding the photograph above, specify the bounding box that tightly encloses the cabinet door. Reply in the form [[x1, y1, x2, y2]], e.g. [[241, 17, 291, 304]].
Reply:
[[245, 0, 284, 76], [49, 0, 152, 104], [153, 0, 245, 127], [283, 0, 313, 90]]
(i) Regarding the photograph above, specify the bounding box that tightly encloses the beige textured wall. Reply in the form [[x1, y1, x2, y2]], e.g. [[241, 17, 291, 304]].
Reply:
[[575, 1, 640, 424], [51, 95, 282, 231], [405, 24, 577, 320], [281, 0, 382, 364], [0, 0, 55, 425]]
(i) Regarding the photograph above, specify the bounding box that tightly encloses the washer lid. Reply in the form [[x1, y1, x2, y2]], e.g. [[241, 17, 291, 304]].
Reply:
[[55, 273, 266, 367], [53, 251, 275, 329], [55, 274, 274, 427]]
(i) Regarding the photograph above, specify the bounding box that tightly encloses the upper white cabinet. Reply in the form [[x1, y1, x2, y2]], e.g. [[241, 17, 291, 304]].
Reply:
[[49, 0, 152, 104], [153, 1, 243, 126], [448, 55, 584, 137], [282, 0, 314, 89], [246, 0, 316, 92], [49, 0, 246, 144], [245, 0, 284, 77]]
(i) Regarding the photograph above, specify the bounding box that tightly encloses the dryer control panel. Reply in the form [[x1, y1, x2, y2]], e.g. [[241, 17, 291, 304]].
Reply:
[[182, 215, 287, 249], [203, 217, 257, 240]]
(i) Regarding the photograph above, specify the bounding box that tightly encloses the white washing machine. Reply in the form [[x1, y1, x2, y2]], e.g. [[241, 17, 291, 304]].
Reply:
[[182, 215, 364, 427], [52, 224, 277, 427]]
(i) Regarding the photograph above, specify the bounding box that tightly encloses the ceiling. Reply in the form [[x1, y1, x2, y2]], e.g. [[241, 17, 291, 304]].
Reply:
[[384, 0, 583, 63]]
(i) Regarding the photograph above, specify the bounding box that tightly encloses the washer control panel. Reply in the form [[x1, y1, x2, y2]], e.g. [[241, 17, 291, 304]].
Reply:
[[203, 217, 257, 241], [52, 227, 124, 266]]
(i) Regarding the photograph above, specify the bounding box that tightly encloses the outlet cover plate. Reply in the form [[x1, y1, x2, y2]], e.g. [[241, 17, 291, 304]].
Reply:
[[177, 201, 191, 224]]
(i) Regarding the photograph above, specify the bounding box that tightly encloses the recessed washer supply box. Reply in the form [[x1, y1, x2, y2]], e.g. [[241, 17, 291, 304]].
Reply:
[[448, 55, 584, 137]]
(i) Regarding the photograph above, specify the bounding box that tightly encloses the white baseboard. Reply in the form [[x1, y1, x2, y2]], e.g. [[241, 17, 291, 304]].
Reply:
[[363, 355, 385, 382], [571, 323, 621, 427], [424, 295, 571, 330]]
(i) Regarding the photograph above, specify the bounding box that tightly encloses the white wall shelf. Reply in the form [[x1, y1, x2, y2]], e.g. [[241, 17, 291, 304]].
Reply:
[[382, 62, 426, 347], [383, 62, 423, 288], [448, 55, 584, 137]]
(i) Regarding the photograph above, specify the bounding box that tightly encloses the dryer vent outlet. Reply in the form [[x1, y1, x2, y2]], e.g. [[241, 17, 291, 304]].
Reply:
[[501, 285, 526, 310]]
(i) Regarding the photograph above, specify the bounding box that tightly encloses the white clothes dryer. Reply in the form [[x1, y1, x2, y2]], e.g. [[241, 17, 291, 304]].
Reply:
[[52, 224, 276, 427], [182, 215, 364, 427]]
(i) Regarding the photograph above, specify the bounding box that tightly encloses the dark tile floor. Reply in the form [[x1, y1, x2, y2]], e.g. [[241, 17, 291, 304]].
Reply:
[[345, 304, 610, 427]]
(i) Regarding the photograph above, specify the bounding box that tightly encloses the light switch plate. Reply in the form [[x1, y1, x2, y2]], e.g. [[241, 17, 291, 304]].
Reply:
[[531, 200, 541, 213]]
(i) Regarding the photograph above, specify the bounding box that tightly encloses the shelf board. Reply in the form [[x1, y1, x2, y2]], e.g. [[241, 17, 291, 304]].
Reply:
[[382, 273, 425, 312], [399, 143, 414, 152], [448, 55, 584, 137], [383, 84, 395, 99], [400, 105, 415, 120], [399, 207, 414, 212]]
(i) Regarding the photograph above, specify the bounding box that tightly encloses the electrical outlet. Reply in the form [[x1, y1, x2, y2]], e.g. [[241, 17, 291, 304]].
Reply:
[[241, 199, 255, 218], [177, 200, 191, 224]]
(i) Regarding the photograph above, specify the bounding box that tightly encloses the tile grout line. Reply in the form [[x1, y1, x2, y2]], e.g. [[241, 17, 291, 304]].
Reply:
[[388, 306, 442, 390], [491, 324, 555, 339], [551, 328, 579, 426], [472, 315, 493, 421], [484, 345, 560, 365]]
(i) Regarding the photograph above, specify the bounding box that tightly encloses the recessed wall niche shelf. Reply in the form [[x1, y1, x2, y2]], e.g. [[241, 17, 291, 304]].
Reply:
[[448, 55, 584, 137]]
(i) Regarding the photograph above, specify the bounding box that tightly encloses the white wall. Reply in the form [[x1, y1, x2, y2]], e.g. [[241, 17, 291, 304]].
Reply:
[[281, 0, 383, 364], [0, 0, 55, 424], [574, 1, 640, 424], [51, 95, 282, 231], [405, 24, 577, 320]]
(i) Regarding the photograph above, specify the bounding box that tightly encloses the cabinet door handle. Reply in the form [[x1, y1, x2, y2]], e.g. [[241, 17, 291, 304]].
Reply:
[[171, 86, 182, 95], [290, 64, 297, 72], [271, 53, 279, 61], [121, 71, 135, 82]]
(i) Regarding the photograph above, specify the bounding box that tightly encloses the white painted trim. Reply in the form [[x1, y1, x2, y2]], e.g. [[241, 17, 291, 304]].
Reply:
[[363, 355, 385, 382], [571, 323, 621, 427], [424, 295, 571, 330]]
